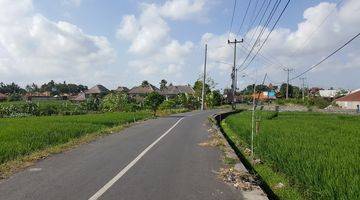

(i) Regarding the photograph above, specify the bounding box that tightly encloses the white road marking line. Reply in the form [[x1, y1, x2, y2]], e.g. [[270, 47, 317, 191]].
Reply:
[[88, 117, 184, 200]]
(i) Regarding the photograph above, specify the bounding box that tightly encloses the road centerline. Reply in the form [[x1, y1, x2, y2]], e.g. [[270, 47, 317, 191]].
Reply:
[[88, 117, 185, 200]]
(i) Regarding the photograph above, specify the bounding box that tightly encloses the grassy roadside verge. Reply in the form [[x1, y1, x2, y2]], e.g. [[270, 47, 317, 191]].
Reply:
[[221, 111, 360, 200], [0, 111, 153, 179], [221, 119, 302, 199]]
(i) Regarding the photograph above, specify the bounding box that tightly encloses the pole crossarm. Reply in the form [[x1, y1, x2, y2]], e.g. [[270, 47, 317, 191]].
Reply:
[[228, 38, 244, 110]]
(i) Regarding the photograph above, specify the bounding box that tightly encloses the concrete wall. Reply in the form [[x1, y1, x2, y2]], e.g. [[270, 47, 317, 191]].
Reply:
[[336, 101, 360, 109]]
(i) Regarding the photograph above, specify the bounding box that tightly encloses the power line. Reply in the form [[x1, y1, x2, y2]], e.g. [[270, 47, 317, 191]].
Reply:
[[240, 0, 291, 72], [245, 0, 260, 35], [248, 0, 273, 45], [290, 31, 360, 81], [228, 0, 238, 39], [238, 0, 282, 71], [236, 0, 252, 36], [288, 0, 344, 60]]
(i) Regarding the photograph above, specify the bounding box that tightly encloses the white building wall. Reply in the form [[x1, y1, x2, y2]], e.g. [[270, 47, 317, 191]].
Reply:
[[336, 101, 360, 109]]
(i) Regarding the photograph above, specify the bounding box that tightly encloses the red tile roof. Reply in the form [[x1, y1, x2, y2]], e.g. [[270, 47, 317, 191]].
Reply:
[[336, 90, 360, 102]]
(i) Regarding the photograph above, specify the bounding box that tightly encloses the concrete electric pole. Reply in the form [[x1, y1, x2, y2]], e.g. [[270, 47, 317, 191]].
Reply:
[[201, 44, 207, 111], [284, 68, 294, 99], [228, 38, 243, 110], [300, 77, 306, 101]]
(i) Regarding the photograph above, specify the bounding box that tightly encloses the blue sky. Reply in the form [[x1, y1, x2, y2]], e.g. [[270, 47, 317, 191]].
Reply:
[[0, 0, 359, 90]]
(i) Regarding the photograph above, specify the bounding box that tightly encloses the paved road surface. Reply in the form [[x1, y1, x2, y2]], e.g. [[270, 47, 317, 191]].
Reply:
[[0, 110, 245, 200]]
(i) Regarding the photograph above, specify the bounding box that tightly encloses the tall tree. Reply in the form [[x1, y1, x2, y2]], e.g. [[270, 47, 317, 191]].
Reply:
[[159, 79, 167, 90], [280, 83, 294, 98], [141, 80, 149, 87]]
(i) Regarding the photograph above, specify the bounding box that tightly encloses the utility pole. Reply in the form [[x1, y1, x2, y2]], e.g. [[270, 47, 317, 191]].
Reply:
[[283, 68, 294, 99], [201, 44, 207, 111], [228, 38, 243, 110], [300, 77, 306, 101]]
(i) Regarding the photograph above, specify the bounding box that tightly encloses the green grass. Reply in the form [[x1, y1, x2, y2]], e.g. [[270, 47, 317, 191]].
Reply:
[[0, 111, 152, 165], [222, 111, 360, 200]]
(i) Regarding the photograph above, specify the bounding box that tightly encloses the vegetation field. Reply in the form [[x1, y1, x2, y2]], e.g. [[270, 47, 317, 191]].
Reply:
[[222, 111, 359, 200], [0, 111, 152, 165]]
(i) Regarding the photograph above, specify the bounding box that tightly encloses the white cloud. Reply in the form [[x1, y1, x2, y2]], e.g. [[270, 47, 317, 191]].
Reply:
[[116, 1, 199, 81], [62, 0, 82, 7], [0, 0, 115, 84], [159, 0, 207, 20], [201, 0, 360, 89]]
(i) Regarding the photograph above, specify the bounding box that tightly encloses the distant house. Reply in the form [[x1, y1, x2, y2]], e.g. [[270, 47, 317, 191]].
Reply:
[[160, 85, 195, 99], [0, 93, 7, 101], [129, 84, 159, 96], [69, 92, 86, 102], [25, 91, 57, 101], [335, 90, 360, 110], [85, 85, 109, 97], [309, 87, 323, 97], [251, 91, 277, 101], [128, 83, 159, 101], [319, 89, 339, 98], [115, 86, 129, 93]]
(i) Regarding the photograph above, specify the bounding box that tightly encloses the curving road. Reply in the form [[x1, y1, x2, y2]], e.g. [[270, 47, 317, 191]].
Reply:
[[0, 110, 245, 200]]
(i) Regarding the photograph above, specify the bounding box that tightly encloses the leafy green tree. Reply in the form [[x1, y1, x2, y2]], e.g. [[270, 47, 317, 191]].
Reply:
[[292, 86, 301, 99], [193, 80, 210, 98], [144, 92, 165, 115], [159, 79, 168, 90], [280, 83, 293, 98], [141, 80, 150, 87], [0, 82, 25, 94]]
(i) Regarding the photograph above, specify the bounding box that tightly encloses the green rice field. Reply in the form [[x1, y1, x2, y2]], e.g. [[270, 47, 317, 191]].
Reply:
[[222, 111, 360, 200], [0, 111, 152, 165]]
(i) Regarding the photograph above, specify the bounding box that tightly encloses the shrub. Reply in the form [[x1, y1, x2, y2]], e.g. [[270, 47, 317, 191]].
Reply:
[[159, 99, 176, 110], [101, 93, 129, 112], [144, 92, 165, 115]]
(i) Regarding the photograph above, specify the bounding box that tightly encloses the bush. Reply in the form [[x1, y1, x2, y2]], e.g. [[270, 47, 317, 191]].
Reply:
[[82, 97, 100, 111], [144, 92, 165, 115], [101, 93, 129, 112], [22, 102, 39, 116], [159, 99, 176, 110], [7, 93, 22, 101]]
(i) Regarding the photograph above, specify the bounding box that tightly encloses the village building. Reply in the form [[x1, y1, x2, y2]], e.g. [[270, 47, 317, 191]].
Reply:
[[0, 93, 7, 101], [24, 91, 56, 101], [115, 86, 129, 93], [85, 85, 109, 97], [335, 90, 360, 110], [128, 84, 159, 96], [69, 92, 86, 102], [319, 89, 339, 98], [160, 85, 195, 99]]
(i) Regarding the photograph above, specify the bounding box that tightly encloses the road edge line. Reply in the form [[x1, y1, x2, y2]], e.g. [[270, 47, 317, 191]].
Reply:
[[88, 117, 184, 200]]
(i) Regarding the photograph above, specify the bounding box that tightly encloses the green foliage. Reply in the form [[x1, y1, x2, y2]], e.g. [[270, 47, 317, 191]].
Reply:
[[280, 83, 293, 98], [159, 79, 168, 90], [0, 82, 25, 94], [159, 99, 177, 110], [144, 92, 165, 114], [0, 111, 152, 165], [101, 93, 130, 112], [7, 93, 22, 101], [141, 80, 150, 87], [38, 80, 87, 95], [193, 80, 210, 97], [82, 97, 101, 111], [206, 90, 223, 108], [224, 111, 360, 200]]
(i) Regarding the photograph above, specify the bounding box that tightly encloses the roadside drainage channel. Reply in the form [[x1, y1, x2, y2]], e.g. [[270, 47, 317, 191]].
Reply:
[[210, 110, 278, 200]]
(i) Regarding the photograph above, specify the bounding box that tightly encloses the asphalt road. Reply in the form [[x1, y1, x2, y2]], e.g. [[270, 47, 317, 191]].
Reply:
[[0, 110, 244, 200]]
